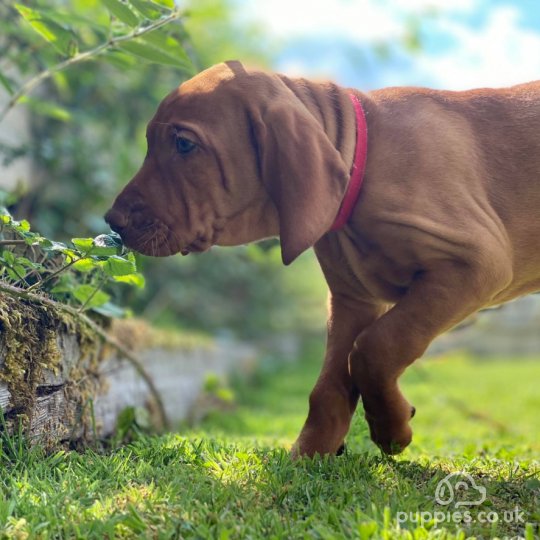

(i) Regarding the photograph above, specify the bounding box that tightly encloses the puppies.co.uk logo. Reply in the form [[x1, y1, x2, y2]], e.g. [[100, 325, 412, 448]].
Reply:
[[434, 472, 487, 507], [396, 472, 525, 529]]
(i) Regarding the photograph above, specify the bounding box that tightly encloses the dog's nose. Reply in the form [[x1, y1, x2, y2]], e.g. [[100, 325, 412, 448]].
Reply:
[[104, 208, 128, 234]]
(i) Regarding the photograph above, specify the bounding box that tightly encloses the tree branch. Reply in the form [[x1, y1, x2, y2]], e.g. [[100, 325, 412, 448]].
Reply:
[[0, 240, 27, 246], [0, 10, 183, 123]]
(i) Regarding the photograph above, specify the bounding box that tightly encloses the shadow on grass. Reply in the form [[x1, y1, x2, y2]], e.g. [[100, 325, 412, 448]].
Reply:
[[122, 433, 538, 539], [1, 427, 538, 538]]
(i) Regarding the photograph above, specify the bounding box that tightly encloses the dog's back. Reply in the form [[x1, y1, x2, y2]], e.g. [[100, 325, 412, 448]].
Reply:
[[361, 82, 540, 301]]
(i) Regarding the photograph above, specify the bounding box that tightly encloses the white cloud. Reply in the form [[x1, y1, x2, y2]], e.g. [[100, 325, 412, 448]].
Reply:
[[390, 0, 474, 12], [418, 6, 540, 89], [241, 0, 413, 43], [242, 0, 476, 42], [241, 0, 540, 90]]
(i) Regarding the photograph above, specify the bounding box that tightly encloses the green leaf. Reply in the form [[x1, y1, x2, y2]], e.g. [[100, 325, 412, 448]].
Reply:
[[141, 30, 191, 66], [151, 0, 174, 8], [14, 256, 43, 271], [1, 251, 15, 265], [30, 7, 109, 34], [91, 245, 119, 257], [0, 70, 14, 95], [129, 0, 162, 20], [101, 0, 139, 27], [73, 237, 118, 256], [32, 237, 52, 249], [71, 237, 94, 253], [104, 255, 136, 276], [22, 232, 42, 246], [1, 216, 29, 234], [93, 301, 129, 318], [49, 274, 76, 295], [103, 49, 138, 69], [118, 40, 192, 70], [12, 264, 26, 277], [72, 258, 98, 273], [73, 284, 111, 309], [16, 219, 30, 232], [6, 268, 20, 281], [42, 240, 69, 254], [19, 96, 71, 122], [15, 4, 78, 56], [113, 272, 145, 288]]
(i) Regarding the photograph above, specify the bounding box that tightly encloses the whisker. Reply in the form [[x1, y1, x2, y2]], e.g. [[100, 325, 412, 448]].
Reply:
[[138, 230, 155, 254], [164, 235, 175, 256], [139, 230, 153, 245], [170, 229, 182, 252]]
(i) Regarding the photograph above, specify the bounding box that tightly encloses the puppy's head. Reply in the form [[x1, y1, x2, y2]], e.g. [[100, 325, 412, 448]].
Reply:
[[105, 61, 348, 264]]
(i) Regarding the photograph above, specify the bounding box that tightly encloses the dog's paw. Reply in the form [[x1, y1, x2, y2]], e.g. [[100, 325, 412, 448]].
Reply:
[[291, 436, 347, 459], [364, 402, 416, 455], [368, 418, 413, 455]]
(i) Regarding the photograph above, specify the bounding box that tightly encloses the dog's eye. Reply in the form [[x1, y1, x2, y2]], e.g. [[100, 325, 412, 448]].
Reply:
[[175, 136, 196, 155]]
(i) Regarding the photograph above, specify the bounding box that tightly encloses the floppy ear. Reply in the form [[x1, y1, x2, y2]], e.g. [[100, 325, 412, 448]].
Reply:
[[254, 96, 349, 265]]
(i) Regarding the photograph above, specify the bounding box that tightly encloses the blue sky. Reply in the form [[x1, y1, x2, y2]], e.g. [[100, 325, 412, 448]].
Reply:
[[242, 0, 540, 90]]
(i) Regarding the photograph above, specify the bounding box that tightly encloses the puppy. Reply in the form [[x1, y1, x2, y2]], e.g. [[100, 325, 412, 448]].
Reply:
[[106, 61, 540, 456]]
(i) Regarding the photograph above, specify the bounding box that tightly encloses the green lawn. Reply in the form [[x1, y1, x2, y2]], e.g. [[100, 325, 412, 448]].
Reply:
[[1, 340, 539, 539]]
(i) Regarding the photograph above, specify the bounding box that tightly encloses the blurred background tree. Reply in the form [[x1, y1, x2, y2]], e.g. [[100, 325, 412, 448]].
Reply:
[[0, 0, 328, 339]]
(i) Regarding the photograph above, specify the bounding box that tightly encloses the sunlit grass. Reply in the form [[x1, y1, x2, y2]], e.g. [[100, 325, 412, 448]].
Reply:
[[0, 340, 538, 538], [202, 343, 540, 460]]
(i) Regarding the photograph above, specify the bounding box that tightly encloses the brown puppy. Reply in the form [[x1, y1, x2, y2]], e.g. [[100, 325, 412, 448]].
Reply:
[[105, 61, 540, 457]]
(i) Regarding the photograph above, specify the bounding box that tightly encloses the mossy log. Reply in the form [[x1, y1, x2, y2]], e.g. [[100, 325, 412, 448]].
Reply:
[[0, 294, 256, 446]]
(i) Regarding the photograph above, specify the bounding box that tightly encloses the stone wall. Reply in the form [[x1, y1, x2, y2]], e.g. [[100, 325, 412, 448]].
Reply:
[[428, 295, 540, 357], [0, 314, 256, 445]]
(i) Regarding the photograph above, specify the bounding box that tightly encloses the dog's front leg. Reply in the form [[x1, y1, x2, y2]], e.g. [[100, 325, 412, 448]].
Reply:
[[292, 296, 385, 458], [349, 260, 512, 454]]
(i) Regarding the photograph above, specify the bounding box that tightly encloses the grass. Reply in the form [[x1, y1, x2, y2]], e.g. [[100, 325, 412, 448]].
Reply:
[[0, 339, 539, 539]]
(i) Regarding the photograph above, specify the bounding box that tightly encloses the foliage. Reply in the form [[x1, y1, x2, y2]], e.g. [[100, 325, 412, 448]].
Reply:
[[1, 0, 192, 122], [1, 0, 326, 339], [0, 204, 142, 315], [0, 344, 538, 538], [0, 0, 194, 239], [0, 0, 197, 319]]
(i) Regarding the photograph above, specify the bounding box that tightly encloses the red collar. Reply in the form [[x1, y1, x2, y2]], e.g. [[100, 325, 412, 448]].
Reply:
[[330, 93, 368, 231]]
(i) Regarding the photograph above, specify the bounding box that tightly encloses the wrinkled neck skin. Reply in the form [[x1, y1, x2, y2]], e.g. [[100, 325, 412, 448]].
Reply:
[[277, 76, 360, 186], [213, 197, 280, 247], [272, 77, 365, 269], [276, 78, 379, 300]]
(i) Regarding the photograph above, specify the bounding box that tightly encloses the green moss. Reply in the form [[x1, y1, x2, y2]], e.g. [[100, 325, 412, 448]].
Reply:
[[0, 294, 59, 413], [0, 293, 101, 439]]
